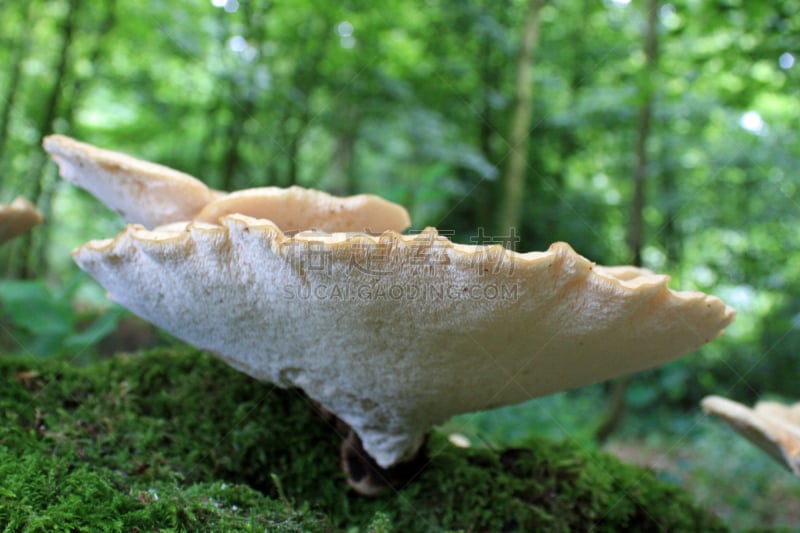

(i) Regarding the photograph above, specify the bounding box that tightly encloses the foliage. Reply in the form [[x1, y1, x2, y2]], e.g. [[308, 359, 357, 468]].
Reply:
[[0, 346, 727, 532], [0, 273, 124, 358]]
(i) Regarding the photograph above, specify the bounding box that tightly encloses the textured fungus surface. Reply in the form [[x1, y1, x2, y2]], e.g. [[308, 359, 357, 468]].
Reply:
[[74, 215, 735, 467], [44, 135, 735, 469]]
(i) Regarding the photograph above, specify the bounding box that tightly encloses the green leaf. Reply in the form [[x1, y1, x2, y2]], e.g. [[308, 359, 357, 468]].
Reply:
[[65, 305, 125, 350], [0, 280, 74, 337]]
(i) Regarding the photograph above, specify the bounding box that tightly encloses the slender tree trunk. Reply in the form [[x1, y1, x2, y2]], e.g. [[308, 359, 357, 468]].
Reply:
[[279, 19, 331, 188], [267, 108, 293, 186], [17, 0, 80, 279], [496, 0, 544, 241], [286, 111, 310, 187], [196, 8, 231, 187], [627, 0, 660, 268], [0, 2, 35, 171], [287, 136, 300, 187], [476, 31, 500, 229], [33, 0, 117, 274], [64, 0, 117, 130], [28, 0, 80, 198], [661, 164, 681, 268], [222, 2, 264, 191], [197, 97, 225, 187], [328, 105, 358, 195], [595, 0, 660, 445], [220, 98, 255, 190], [546, 4, 591, 236], [478, 55, 495, 166], [1, 1, 37, 277], [219, 1, 269, 191]]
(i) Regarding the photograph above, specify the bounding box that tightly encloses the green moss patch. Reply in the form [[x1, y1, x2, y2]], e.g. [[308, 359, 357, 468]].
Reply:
[[0, 347, 726, 531]]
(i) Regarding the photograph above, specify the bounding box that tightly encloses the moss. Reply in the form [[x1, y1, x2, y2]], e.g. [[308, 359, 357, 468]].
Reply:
[[1, 347, 727, 532]]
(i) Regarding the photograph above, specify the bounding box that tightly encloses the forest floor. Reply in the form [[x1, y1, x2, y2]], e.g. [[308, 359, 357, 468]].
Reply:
[[1, 347, 729, 532], [606, 439, 800, 531], [441, 390, 800, 532]]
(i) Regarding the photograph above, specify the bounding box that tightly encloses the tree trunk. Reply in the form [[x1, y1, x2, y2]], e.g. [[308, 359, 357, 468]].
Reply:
[[220, 98, 255, 191], [328, 105, 358, 195], [27, 0, 80, 199], [496, 0, 544, 243], [546, 3, 593, 238], [219, 2, 268, 191], [197, 98, 225, 188], [286, 114, 310, 187], [475, 27, 500, 229], [626, 0, 660, 268], [661, 164, 681, 269], [64, 0, 117, 131], [29, 0, 118, 276], [279, 18, 331, 188], [17, 0, 80, 279], [595, 0, 660, 445], [0, 2, 37, 278], [0, 1, 35, 170]]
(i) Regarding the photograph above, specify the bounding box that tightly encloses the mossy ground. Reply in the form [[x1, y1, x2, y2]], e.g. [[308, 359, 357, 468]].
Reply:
[[1, 347, 727, 532]]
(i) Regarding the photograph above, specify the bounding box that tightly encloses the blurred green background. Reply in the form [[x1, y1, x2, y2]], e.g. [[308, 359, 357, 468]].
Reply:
[[0, 0, 798, 529]]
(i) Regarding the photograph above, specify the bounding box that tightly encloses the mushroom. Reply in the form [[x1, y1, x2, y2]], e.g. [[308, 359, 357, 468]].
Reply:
[[43, 134, 221, 228], [702, 395, 800, 475], [0, 197, 44, 245], [72, 216, 735, 490], [42, 135, 410, 234], [194, 187, 410, 235], [45, 136, 735, 496]]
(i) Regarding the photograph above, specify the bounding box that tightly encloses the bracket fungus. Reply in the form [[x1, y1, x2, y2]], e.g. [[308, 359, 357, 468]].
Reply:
[[43, 134, 410, 234], [702, 395, 800, 475], [0, 197, 43, 245], [43, 135, 221, 228], [46, 135, 735, 496]]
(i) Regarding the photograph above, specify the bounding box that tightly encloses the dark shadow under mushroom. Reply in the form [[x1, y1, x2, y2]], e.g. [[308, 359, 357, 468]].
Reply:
[[314, 402, 429, 497], [341, 428, 430, 497]]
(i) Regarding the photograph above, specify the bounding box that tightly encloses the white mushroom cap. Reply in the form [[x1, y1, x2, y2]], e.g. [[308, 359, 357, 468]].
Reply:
[[194, 186, 410, 234], [0, 197, 44, 245], [43, 134, 221, 228], [74, 215, 735, 467], [702, 395, 800, 475]]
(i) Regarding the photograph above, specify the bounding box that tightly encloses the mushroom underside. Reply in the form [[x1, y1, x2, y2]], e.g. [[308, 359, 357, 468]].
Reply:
[[73, 215, 735, 470]]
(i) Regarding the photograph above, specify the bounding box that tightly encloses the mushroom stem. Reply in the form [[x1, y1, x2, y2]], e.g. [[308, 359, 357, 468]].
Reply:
[[313, 402, 428, 497], [341, 428, 429, 498]]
